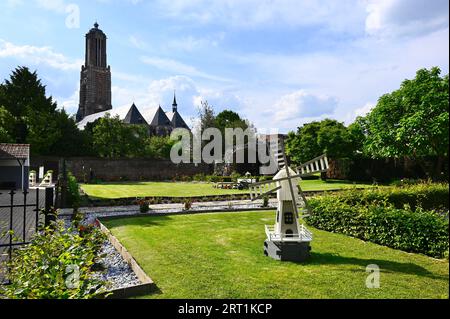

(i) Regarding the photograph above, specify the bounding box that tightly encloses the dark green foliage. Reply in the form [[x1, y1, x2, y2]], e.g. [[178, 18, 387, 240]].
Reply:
[[0, 220, 107, 299], [318, 183, 449, 211], [286, 119, 357, 165], [92, 113, 148, 158], [362, 67, 449, 159], [66, 172, 81, 208], [0, 67, 91, 155], [144, 135, 175, 159], [307, 184, 449, 258], [137, 198, 150, 213]]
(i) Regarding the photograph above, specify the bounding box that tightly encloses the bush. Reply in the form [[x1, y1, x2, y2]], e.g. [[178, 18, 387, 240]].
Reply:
[[193, 173, 206, 182], [307, 184, 449, 258], [67, 172, 81, 208], [0, 220, 107, 299], [323, 183, 449, 211], [137, 198, 149, 213]]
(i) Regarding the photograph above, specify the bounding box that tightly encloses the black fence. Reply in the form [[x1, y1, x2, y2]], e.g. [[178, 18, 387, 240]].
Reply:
[[0, 188, 54, 284]]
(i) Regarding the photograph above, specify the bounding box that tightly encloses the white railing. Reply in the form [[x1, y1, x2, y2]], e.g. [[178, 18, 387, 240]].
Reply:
[[265, 224, 312, 242]]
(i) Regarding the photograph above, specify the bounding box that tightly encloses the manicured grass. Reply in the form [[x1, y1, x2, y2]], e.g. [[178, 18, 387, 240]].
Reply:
[[81, 180, 373, 199], [102, 211, 449, 299]]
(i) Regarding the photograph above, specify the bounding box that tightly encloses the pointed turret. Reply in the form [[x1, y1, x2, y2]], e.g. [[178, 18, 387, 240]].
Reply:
[[124, 103, 148, 125], [172, 91, 178, 113]]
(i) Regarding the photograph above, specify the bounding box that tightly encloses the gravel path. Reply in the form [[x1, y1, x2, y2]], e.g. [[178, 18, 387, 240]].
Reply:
[[92, 240, 141, 291]]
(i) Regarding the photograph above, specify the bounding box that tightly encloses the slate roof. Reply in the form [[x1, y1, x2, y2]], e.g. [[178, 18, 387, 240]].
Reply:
[[0, 144, 30, 160], [76, 103, 190, 131], [123, 103, 148, 125], [171, 111, 189, 129], [150, 105, 172, 126]]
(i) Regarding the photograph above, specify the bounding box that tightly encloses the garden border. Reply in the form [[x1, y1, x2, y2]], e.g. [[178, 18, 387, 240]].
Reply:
[[97, 220, 156, 299], [84, 187, 370, 207]]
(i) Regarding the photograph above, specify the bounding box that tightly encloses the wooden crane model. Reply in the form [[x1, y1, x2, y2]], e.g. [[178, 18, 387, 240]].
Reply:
[[249, 142, 330, 262]]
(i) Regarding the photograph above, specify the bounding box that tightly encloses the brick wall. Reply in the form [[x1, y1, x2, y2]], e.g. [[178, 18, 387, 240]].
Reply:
[[31, 157, 213, 182]]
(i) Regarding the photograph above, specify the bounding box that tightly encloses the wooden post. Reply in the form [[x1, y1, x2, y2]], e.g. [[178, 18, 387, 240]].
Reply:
[[44, 187, 55, 227]]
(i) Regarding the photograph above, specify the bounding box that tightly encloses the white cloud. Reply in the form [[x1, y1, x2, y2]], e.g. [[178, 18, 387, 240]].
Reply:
[[156, 0, 366, 32], [365, 0, 449, 37], [0, 39, 82, 71], [141, 56, 231, 82], [35, 0, 68, 13], [273, 90, 337, 122], [353, 102, 374, 118], [55, 88, 79, 114], [129, 35, 148, 50]]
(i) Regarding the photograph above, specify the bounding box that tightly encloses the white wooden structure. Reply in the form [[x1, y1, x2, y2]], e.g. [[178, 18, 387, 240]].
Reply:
[[249, 145, 329, 261]]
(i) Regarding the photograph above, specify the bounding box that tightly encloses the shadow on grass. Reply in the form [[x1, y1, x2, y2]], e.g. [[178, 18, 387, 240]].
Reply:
[[101, 214, 175, 228], [306, 252, 448, 281]]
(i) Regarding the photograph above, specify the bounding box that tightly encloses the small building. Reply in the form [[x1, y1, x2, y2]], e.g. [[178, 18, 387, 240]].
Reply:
[[0, 144, 30, 190]]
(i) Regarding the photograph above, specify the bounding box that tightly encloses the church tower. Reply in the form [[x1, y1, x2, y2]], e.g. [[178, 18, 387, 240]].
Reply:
[[76, 23, 112, 122]]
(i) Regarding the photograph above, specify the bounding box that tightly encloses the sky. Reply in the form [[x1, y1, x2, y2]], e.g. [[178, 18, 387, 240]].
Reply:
[[0, 0, 448, 133]]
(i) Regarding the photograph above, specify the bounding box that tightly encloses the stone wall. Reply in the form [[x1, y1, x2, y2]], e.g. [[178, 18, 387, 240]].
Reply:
[[30, 157, 213, 182]]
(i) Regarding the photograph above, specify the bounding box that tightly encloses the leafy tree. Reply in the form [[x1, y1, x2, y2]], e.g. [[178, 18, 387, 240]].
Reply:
[[362, 67, 449, 178], [286, 119, 356, 164], [0, 66, 92, 156], [92, 113, 147, 158], [215, 110, 248, 131], [198, 100, 216, 133], [144, 135, 175, 159], [0, 106, 15, 142]]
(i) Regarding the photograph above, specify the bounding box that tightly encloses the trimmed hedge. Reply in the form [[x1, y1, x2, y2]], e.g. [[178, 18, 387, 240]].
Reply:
[[307, 184, 449, 258], [321, 183, 449, 211]]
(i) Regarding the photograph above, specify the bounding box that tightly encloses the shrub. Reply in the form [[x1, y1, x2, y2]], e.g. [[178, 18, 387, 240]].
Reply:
[[0, 220, 107, 299], [184, 199, 193, 211], [317, 183, 449, 211], [193, 173, 206, 182], [308, 186, 449, 258], [230, 171, 241, 182], [262, 195, 269, 208], [137, 198, 149, 213], [67, 172, 81, 208]]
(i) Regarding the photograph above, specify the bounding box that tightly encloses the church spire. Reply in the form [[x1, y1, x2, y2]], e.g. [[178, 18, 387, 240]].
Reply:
[[172, 91, 178, 113]]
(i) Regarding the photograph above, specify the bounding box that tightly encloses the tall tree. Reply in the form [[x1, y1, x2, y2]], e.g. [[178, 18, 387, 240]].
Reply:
[[286, 119, 356, 164], [0, 66, 92, 155], [0, 106, 15, 143], [92, 113, 147, 158], [362, 67, 449, 178]]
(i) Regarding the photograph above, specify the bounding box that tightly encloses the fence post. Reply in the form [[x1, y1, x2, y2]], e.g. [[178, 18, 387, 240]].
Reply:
[[44, 187, 55, 227]]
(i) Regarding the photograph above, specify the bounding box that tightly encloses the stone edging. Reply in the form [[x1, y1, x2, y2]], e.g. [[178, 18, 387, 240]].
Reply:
[[97, 220, 156, 299]]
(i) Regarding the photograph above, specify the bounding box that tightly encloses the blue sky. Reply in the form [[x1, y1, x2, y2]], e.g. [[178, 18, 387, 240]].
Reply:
[[0, 0, 448, 133]]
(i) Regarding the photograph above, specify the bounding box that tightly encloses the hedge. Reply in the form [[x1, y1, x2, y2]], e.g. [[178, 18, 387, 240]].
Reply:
[[307, 184, 449, 258], [320, 183, 449, 211]]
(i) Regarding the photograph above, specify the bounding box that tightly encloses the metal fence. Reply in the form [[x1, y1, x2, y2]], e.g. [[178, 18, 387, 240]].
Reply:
[[0, 188, 53, 283]]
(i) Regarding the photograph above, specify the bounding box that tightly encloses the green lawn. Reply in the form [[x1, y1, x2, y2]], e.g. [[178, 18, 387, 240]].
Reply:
[[82, 180, 373, 199], [102, 211, 449, 299]]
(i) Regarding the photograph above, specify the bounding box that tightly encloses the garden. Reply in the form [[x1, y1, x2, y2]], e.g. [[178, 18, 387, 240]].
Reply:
[[80, 179, 374, 200], [100, 183, 449, 299]]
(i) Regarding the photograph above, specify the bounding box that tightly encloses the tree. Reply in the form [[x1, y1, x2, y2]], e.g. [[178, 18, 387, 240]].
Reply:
[[214, 110, 248, 131], [144, 136, 175, 159], [362, 67, 449, 178], [0, 106, 15, 143], [198, 100, 216, 133], [286, 119, 356, 164], [0, 66, 92, 156], [92, 113, 147, 158]]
